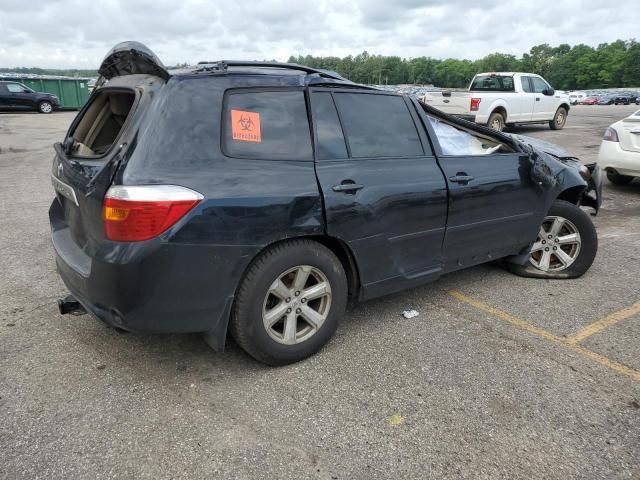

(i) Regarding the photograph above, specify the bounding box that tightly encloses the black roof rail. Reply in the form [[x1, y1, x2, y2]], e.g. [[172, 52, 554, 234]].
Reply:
[[195, 60, 346, 81]]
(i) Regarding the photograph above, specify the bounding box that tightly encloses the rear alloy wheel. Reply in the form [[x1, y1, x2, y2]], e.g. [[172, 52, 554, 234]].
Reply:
[[488, 112, 505, 132], [38, 101, 53, 114], [549, 107, 567, 130], [262, 265, 332, 346], [229, 239, 347, 365], [606, 171, 634, 185], [508, 200, 597, 279]]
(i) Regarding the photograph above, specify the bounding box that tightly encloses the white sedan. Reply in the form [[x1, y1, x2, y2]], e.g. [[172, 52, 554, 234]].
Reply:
[[598, 109, 640, 185]]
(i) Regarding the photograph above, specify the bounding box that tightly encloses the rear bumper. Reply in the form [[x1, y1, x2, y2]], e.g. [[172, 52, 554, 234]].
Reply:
[[49, 199, 250, 348], [597, 140, 640, 177]]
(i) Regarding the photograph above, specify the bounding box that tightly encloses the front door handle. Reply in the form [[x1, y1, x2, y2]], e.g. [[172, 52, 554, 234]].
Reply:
[[536, 97, 541, 101], [449, 173, 474, 185], [332, 181, 364, 193]]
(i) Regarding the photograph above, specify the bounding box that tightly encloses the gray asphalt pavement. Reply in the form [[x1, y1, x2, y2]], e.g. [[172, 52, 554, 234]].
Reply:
[[1, 105, 639, 479]]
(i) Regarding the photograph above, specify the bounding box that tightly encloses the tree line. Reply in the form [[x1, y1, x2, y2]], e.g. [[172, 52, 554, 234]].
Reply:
[[288, 40, 640, 89]]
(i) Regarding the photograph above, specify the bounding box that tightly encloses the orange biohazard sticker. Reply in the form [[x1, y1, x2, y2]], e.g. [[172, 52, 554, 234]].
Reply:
[[231, 109, 261, 143]]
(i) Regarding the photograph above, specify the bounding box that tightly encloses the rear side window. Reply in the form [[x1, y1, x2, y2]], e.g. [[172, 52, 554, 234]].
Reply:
[[471, 75, 515, 92], [333, 93, 423, 158], [521, 77, 533, 93], [223, 90, 312, 160], [310, 92, 348, 160]]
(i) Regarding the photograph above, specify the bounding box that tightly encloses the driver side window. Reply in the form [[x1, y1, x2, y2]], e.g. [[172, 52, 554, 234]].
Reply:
[[427, 115, 514, 156]]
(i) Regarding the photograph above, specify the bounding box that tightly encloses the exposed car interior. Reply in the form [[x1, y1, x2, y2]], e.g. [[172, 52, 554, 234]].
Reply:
[[426, 115, 514, 155], [69, 90, 134, 157]]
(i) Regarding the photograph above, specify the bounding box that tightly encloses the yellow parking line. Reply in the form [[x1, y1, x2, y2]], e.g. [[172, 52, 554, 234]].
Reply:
[[566, 302, 640, 344], [449, 290, 562, 343], [448, 291, 640, 382]]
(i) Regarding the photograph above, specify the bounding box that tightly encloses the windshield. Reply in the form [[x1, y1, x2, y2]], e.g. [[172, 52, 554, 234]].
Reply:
[[470, 75, 515, 92]]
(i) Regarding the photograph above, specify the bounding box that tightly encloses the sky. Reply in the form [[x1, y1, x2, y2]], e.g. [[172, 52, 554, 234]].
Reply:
[[0, 0, 636, 69]]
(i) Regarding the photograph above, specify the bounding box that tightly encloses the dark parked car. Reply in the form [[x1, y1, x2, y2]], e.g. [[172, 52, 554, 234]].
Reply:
[[50, 42, 603, 365], [0, 81, 60, 113], [612, 92, 640, 105], [597, 95, 615, 105]]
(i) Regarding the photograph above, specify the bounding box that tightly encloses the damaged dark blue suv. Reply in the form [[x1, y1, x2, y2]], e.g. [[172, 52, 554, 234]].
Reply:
[[50, 42, 602, 365]]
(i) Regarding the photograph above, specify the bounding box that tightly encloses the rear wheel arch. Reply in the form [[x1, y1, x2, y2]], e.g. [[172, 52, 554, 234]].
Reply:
[[235, 235, 361, 310], [487, 107, 507, 131], [309, 235, 361, 305], [491, 106, 507, 122]]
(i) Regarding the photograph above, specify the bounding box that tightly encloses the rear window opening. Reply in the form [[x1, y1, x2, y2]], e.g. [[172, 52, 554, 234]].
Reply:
[[68, 90, 135, 157], [470, 75, 515, 92]]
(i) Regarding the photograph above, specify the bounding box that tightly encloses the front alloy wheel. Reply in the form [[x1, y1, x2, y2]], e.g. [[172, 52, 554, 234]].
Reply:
[[38, 101, 53, 113], [507, 200, 597, 279], [549, 107, 567, 130], [529, 216, 581, 272]]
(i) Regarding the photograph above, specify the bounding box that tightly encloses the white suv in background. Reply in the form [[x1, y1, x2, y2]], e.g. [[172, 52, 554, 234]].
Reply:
[[598, 109, 640, 185]]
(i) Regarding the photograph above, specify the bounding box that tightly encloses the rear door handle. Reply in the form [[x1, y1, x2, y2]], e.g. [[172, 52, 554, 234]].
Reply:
[[332, 182, 364, 193], [449, 174, 474, 185]]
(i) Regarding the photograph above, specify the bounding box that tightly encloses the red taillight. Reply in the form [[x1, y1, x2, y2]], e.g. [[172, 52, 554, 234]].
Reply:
[[103, 185, 203, 242], [603, 127, 619, 142], [470, 97, 481, 111]]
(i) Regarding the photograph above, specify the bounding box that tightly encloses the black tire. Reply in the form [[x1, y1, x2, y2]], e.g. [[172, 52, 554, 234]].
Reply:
[[549, 107, 568, 130], [606, 171, 634, 185], [487, 111, 505, 132], [508, 200, 597, 279], [229, 239, 348, 365], [38, 101, 53, 114]]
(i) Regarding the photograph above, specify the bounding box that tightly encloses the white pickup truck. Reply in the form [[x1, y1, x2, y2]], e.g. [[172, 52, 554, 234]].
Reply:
[[421, 72, 571, 132]]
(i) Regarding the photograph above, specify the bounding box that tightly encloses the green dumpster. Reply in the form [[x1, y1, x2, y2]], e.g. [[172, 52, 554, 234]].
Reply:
[[18, 77, 90, 110]]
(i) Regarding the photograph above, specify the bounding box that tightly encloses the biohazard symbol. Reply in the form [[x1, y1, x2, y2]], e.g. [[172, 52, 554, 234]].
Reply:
[[238, 114, 254, 131], [231, 109, 261, 142]]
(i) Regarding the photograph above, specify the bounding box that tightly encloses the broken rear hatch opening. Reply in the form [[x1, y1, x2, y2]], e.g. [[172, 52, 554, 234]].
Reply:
[[51, 40, 172, 260], [50, 87, 137, 264]]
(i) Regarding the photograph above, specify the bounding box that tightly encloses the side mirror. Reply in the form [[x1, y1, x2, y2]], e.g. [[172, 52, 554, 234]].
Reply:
[[542, 88, 555, 96]]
